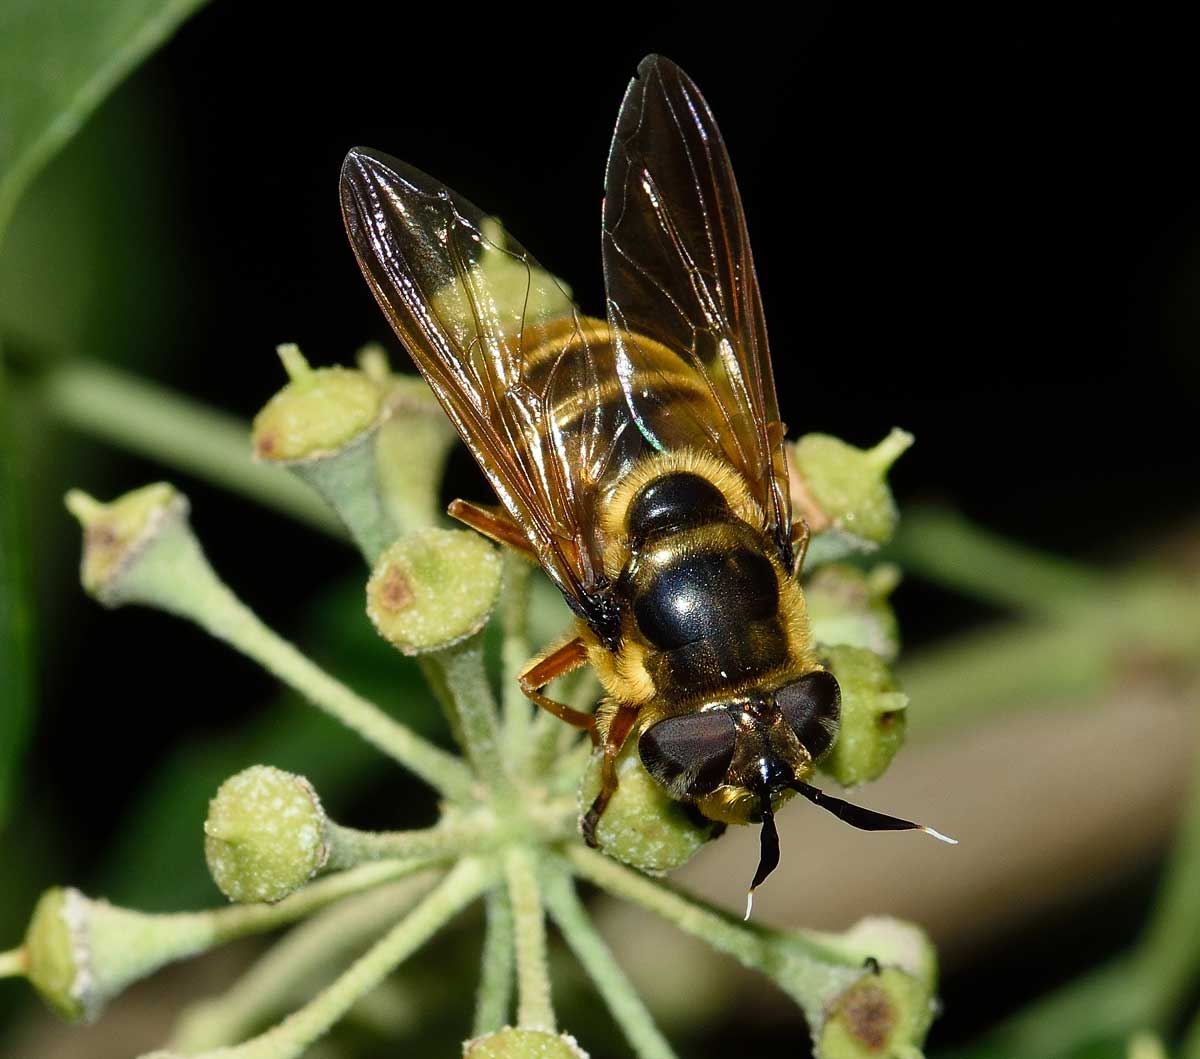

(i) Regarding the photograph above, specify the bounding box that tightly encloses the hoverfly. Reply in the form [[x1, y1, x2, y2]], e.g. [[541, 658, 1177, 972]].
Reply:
[[341, 54, 953, 912]]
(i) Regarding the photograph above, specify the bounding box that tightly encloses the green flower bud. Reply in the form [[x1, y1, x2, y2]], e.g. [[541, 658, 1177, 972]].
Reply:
[[807, 563, 902, 663], [578, 741, 716, 873], [64, 482, 187, 605], [819, 645, 908, 786], [251, 344, 384, 463], [23, 887, 214, 1023], [791, 429, 913, 562], [367, 529, 502, 655], [834, 916, 938, 991], [204, 766, 330, 904], [818, 966, 935, 1059], [252, 344, 402, 560], [464, 1027, 589, 1059]]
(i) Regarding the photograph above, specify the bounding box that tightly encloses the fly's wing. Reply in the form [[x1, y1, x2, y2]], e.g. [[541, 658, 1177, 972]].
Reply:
[[603, 55, 793, 564], [341, 148, 638, 643]]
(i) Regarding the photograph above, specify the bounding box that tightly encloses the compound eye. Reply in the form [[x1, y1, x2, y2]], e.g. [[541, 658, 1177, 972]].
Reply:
[[776, 671, 841, 759], [639, 710, 737, 798]]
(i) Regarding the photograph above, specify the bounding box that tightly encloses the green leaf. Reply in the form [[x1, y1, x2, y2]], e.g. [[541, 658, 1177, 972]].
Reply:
[[0, 0, 207, 239], [0, 378, 34, 824]]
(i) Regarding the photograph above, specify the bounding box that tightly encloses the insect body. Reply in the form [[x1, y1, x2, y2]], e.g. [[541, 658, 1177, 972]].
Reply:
[[341, 55, 952, 908]]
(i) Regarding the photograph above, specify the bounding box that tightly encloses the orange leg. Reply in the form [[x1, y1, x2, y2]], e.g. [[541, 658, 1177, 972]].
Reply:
[[518, 636, 596, 740], [581, 704, 639, 847], [791, 518, 811, 574], [449, 498, 535, 557]]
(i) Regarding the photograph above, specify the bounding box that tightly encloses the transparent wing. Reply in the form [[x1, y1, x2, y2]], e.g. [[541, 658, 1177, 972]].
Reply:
[[341, 148, 639, 642], [603, 55, 793, 563]]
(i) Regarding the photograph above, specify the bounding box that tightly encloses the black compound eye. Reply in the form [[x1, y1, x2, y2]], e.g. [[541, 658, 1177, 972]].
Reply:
[[776, 671, 841, 759], [639, 710, 737, 798]]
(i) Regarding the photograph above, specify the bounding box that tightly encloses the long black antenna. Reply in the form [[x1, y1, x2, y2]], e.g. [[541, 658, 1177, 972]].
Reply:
[[789, 780, 957, 844], [744, 794, 781, 921]]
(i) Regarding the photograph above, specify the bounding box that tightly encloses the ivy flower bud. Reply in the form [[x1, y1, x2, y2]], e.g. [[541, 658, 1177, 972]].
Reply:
[[64, 482, 187, 606], [22, 887, 214, 1023], [578, 742, 716, 873], [818, 966, 935, 1059], [464, 1027, 590, 1058], [252, 343, 400, 560], [819, 645, 909, 786], [204, 766, 330, 904], [791, 428, 913, 564], [807, 562, 902, 663], [252, 343, 384, 463], [367, 529, 502, 655]]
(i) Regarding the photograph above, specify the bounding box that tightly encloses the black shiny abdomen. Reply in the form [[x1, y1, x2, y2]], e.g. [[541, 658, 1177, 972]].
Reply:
[[622, 472, 788, 697]]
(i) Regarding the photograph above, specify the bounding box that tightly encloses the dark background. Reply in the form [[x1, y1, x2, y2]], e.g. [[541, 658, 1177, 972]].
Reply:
[[5, 3, 1200, 1055]]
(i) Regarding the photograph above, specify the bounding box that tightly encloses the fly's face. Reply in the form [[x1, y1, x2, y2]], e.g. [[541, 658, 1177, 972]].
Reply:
[[637, 670, 842, 821]]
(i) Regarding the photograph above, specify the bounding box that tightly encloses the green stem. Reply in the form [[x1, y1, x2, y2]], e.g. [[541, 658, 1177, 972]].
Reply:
[[40, 362, 342, 535], [888, 506, 1103, 615], [323, 816, 495, 872], [501, 553, 534, 761], [171, 874, 439, 1051], [474, 885, 516, 1036], [115, 511, 474, 801], [0, 947, 25, 978], [565, 846, 862, 1029], [420, 637, 510, 795], [541, 866, 678, 1059], [152, 859, 491, 1059], [505, 848, 556, 1031]]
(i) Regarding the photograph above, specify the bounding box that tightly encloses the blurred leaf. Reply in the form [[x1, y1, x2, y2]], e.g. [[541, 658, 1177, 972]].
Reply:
[[0, 0, 207, 239], [0, 379, 34, 824]]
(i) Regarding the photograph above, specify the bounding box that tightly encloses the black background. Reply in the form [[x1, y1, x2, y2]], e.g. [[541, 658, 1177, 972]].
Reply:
[[11, 3, 1200, 1054]]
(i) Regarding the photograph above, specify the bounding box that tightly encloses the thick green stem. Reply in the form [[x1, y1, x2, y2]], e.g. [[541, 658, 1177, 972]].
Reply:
[[888, 506, 1103, 615], [566, 846, 863, 1029], [171, 874, 439, 1051], [41, 362, 341, 534], [501, 553, 534, 761], [541, 866, 678, 1059], [420, 637, 511, 796], [323, 817, 493, 872], [0, 948, 25, 978], [474, 885, 516, 1037], [505, 848, 556, 1032]]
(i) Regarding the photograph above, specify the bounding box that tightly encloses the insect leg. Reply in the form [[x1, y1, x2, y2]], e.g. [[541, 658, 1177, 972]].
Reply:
[[581, 704, 639, 848], [790, 518, 811, 574], [518, 636, 596, 739], [448, 499, 536, 557]]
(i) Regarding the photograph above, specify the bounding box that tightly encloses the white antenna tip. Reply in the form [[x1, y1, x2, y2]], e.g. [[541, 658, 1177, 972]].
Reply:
[[922, 825, 958, 845], [743, 890, 755, 921]]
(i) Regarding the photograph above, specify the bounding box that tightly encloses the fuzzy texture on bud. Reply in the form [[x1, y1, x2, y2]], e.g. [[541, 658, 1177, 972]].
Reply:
[[204, 765, 330, 903], [464, 1027, 589, 1058], [791, 429, 912, 563], [578, 742, 716, 873], [367, 529, 502, 655], [819, 645, 909, 787], [252, 344, 384, 462]]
